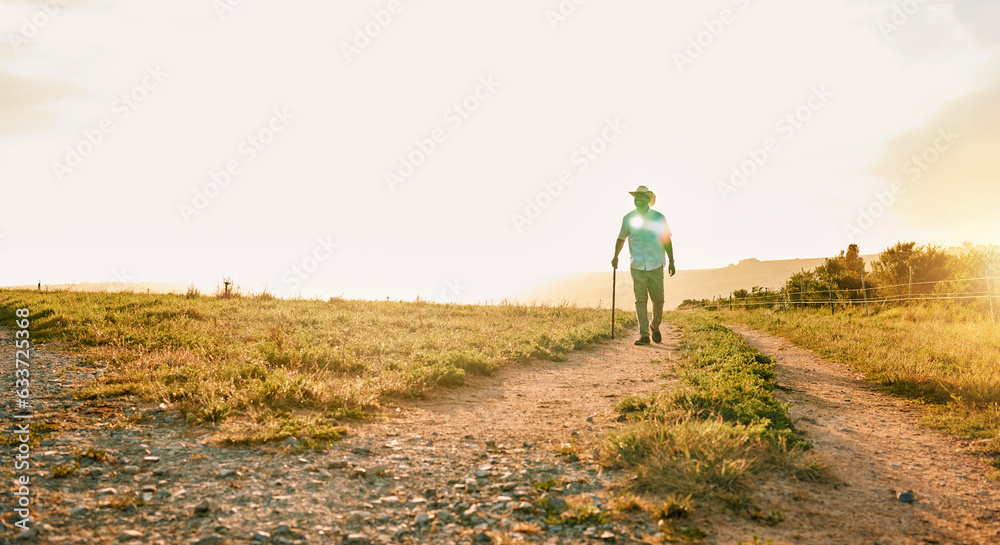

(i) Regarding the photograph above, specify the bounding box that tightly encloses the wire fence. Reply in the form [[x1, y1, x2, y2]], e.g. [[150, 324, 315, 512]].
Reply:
[[683, 274, 1000, 320]]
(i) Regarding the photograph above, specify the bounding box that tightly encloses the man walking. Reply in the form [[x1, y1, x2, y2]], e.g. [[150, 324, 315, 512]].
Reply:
[[611, 186, 675, 345]]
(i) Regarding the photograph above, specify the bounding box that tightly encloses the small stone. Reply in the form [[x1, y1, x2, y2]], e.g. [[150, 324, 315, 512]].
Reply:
[[328, 460, 348, 469], [193, 537, 224, 545], [283, 437, 299, 446], [118, 530, 143, 541], [345, 534, 371, 545], [193, 499, 213, 515], [89, 468, 105, 478], [97, 488, 118, 496], [219, 469, 236, 478], [379, 496, 400, 504], [346, 511, 372, 526], [897, 490, 916, 503], [413, 513, 432, 525], [143, 456, 160, 463], [251, 531, 271, 542], [473, 530, 491, 543], [600, 531, 616, 541], [353, 468, 367, 478], [70, 507, 89, 517], [368, 465, 389, 476], [352, 447, 373, 456], [122, 466, 141, 475]]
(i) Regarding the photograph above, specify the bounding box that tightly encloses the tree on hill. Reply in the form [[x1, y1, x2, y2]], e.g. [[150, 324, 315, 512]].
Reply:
[[870, 242, 953, 298], [786, 244, 868, 302], [933, 246, 1000, 297]]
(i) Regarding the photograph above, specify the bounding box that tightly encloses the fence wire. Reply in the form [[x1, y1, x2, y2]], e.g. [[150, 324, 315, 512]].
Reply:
[[682, 275, 999, 316]]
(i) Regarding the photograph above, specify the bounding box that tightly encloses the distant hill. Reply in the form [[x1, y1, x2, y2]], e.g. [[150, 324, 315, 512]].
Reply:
[[520, 256, 877, 310]]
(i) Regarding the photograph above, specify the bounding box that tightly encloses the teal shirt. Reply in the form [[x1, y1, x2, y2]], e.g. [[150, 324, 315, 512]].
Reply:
[[618, 208, 671, 271]]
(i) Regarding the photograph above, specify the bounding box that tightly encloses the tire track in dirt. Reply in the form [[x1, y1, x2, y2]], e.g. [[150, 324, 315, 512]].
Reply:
[[725, 324, 1000, 545]]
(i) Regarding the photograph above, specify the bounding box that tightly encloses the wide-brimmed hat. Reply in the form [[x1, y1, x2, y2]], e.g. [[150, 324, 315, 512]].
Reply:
[[628, 185, 656, 206]]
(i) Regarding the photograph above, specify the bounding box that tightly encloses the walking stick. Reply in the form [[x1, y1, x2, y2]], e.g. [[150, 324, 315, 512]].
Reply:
[[611, 267, 617, 339]]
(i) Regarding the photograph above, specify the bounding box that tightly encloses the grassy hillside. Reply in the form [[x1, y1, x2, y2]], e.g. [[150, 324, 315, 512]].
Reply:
[[0, 289, 635, 444]]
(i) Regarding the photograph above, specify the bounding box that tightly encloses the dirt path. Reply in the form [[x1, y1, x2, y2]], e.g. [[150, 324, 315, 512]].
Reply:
[[722, 325, 1000, 545], [354, 324, 680, 449]]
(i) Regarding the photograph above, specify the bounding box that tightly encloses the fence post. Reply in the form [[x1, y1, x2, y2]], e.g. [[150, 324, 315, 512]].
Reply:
[[730, 293, 733, 311], [830, 281, 835, 315], [908, 265, 913, 305], [989, 263, 997, 322], [800, 278, 805, 309], [861, 271, 870, 317]]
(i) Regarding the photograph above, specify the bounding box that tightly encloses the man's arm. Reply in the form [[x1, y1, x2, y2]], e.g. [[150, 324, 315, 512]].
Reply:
[[664, 238, 675, 276], [612, 238, 625, 269]]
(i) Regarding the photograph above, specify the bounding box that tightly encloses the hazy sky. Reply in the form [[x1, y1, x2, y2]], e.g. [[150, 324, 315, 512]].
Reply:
[[1, 0, 997, 303]]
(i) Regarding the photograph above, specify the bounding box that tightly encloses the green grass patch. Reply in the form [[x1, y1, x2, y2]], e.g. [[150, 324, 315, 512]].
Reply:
[[0, 289, 634, 443], [51, 463, 79, 478], [600, 311, 825, 519]]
